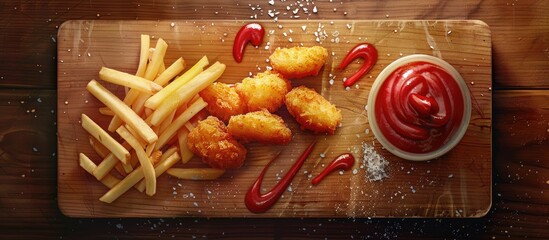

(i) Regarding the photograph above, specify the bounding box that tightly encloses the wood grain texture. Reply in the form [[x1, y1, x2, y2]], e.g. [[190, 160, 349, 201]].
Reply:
[[0, 0, 546, 89], [0, 0, 548, 238], [57, 20, 492, 218], [0, 90, 58, 222]]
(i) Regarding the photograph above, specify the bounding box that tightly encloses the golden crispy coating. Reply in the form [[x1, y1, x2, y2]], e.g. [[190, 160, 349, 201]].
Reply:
[[187, 116, 247, 169], [199, 82, 247, 122], [285, 86, 342, 134], [235, 71, 291, 113], [269, 46, 329, 79], [228, 109, 292, 145]]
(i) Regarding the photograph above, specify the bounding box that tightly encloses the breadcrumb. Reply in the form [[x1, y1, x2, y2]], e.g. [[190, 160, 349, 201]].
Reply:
[[228, 109, 292, 145], [269, 46, 328, 79], [187, 116, 247, 169], [285, 86, 342, 134]]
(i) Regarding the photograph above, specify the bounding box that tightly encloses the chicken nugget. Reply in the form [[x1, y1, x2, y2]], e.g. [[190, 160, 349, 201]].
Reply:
[[236, 71, 290, 113], [269, 46, 329, 79], [285, 86, 342, 134], [228, 109, 292, 145], [187, 116, 247, 169], [199, 82, 247, 122]]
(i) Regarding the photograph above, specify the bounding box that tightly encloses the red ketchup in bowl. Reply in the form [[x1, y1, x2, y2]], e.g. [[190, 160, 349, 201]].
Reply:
[[368, 55, 471, 161]]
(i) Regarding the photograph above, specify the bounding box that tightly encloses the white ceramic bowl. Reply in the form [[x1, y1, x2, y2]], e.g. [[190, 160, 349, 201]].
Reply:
[[367, 54, 471, 161]]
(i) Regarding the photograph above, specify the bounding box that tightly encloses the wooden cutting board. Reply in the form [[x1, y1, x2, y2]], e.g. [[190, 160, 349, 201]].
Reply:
[[57, 20, 492, 218]]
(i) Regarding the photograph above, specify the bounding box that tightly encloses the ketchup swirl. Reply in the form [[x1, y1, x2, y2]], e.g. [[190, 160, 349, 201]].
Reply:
[[233, 23, 265, 63], [245, 141, 316, 213], [374, 61, 465, 153]]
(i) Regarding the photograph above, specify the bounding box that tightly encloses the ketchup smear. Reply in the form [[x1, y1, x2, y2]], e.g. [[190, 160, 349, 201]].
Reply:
[[338, 43, 378, 87], [311, 153, 355, 185], [375, 61, 465, 153], [233, 23, 265, 63], [245, 141, 316, 213]]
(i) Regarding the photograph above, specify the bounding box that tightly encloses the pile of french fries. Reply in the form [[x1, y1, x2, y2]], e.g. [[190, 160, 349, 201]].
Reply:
[[79, 35, 226, 203]]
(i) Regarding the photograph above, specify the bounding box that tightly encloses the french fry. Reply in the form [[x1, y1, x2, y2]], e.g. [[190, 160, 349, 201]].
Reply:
[[99, 67, 163, 95], [81, 114, 130, 164], [124, 124, 147, 148], [116, 125, 157, 196], [158, 61, 166, 74], [149, 61, 225, 126], [154, 97, 207, 151], [89, 136, 110, 159], [99, 107, 114, 116], [82, 33, 234, 203], [144, 56, 209, 110], [135, 147, 178, 192], [184, 121, 195, 132], [157, 109, 176, 135], [99, 151, 180, 203], [131, 57, 187, 117], [160, 147, 180, 163], [144, 38, 168, 80], [177, 128, 194, 164], [135, 34, 150, 78], [166, 168, 225, 180], [79, 153, 120, 188], [154, 57, 186, 87], [88, 136, 127, 175], [93, 153, 120, 180], [121, 159, 134, 174], [107, 89, 141, 132], [86, 79, 158, 144], [107, 43, 161, 132], [145, 142, 157, 157]]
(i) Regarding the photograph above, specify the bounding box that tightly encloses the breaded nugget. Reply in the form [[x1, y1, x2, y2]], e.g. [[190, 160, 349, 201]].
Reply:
[[269, 46, 328, 79], [187, 116, 247, 169], [228, 109, 292, 145], [199, 82, 247, 122], [235, 71, 290, 113], [285, 86, 342, 134]]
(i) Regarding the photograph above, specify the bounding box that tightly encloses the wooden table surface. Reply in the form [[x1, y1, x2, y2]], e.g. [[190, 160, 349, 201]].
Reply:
[[0, 0, 547, 238]]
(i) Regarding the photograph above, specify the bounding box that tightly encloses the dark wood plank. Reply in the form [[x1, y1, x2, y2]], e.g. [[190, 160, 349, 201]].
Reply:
[[493, 90, 549, 215], [0, 0, 547, 88], [0, 89, 59, 223]]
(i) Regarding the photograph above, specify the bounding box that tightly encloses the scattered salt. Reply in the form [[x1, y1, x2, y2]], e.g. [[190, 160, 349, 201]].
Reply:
[[362, 143, 389, 181]]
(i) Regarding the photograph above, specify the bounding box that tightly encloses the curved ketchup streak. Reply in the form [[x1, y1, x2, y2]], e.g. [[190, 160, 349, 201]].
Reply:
[[338, 43, 378, 87], [245, 141, 316, 213], [233, 23, 265, 63], [311, 153, 355, 185]]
